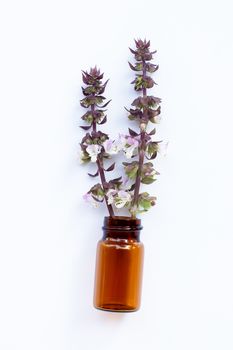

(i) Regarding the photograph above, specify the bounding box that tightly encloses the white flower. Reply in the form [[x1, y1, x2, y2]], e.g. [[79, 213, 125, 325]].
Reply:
[[86, 144, 102, 162], [103, 134, 139, 159], [114, 190, 132, 209], [116, 134, 127, 149], [155, 114, 162, 124], [83, 193, 98, 208], [158, 141, 169, 157], [120, 175, 130, 190], [123, 137, 139, 159], [106, 189, 117, 205], [103, 134, 127, 155], [103, 140, 119, 155], [78, 150, 85, 164], [124, 146, 136, 159]]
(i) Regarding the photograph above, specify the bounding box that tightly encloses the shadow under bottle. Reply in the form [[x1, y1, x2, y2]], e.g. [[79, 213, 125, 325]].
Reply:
[[93, 216, 144, 312]]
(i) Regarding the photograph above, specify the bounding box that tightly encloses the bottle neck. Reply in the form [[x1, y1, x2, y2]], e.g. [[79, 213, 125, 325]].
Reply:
[[102, 216, 143, 241]]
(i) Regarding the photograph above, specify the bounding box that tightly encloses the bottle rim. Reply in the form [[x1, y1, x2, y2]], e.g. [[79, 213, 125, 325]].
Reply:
[[103, 216, 143, 232]]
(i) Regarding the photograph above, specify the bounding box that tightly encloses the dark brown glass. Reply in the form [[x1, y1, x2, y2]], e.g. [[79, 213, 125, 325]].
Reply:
[[93, 216, 144, 312]]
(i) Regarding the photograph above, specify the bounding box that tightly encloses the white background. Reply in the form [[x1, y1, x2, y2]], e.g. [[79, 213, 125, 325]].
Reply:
[[0, 0, 233, 349]]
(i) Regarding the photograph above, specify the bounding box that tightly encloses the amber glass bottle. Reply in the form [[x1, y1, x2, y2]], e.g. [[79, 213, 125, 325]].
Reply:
[[93, 216, 144, 312]]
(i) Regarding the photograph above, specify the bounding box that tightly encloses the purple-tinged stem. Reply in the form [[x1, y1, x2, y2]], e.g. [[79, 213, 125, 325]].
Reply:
[[132, 60, 148, 217], [91, 103, 114, 217], [96, 158, 114, 217]]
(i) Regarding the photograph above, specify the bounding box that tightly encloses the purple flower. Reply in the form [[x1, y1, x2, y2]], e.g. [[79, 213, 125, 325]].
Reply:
[[83, 193, 98, 208]]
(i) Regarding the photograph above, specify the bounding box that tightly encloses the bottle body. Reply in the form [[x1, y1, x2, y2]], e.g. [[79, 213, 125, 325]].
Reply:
[[93, 216, 144, 312]]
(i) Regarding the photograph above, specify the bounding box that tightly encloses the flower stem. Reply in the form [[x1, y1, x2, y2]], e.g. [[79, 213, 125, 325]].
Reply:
[[132, 60, 148, 217], [91, 103, 114, 217], [91, 104, 97, 133], [97, 158, 114, 216]]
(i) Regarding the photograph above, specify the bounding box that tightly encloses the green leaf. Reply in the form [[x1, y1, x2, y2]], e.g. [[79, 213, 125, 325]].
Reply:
[[128, 114, 136, 120], [80, 151, 91, 163], [141, 176, 156, 184], [147, 142, 159, 155], [123, 161, 139, 179], [138, 192, 157, 211], [140, 199, 151, 210], [81, 112, 93, 123], [128, 62, 143, 71]]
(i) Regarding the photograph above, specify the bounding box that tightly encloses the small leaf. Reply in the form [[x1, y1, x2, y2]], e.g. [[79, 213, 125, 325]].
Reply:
[[128, 128, 139, 137], [140, 199, 151, 210], [80, 99, 89, 108], [82, 86, 96, 96], [141, 177, 156, 184], [89, 183, 105, 199], [128, 62, 137, 71], [81, 112, 93, 123], [129, 47, 137, 54], [97, 115, 107, 124], [101, 99, 111, 108], [82, 73, 89, 85], [146, 151, 157, 160], [105, 163, 115, 172], [95, 96, 106, 105], [109, 176, 122, 184], [144, 76, 155, 89], [98, 79, 109, 94], [148, 106, 161, 123], [80, 125, 92, 130], [146, 63, 159, 73], [128, 62, 143, 72], [80, 96, 101, 108], [88, 170, 99, 177], [128, 114, 136, 120], [92, 196, 104, 203], [149, 128, 156, 135], [132, 97, 143, 108], [129, 183, 136, 191], [123, 161, 139, 179]]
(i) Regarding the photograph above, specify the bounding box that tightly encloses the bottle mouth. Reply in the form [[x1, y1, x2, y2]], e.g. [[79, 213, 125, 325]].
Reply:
[[103, 216, 143, 232]]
